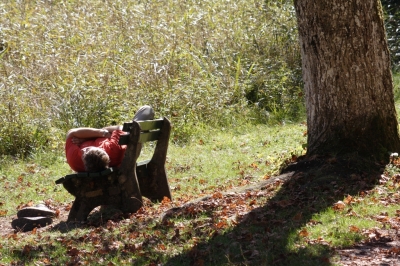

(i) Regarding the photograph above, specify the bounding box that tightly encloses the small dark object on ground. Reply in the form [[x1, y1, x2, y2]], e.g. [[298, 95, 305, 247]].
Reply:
[[11, 216, 53, 232]]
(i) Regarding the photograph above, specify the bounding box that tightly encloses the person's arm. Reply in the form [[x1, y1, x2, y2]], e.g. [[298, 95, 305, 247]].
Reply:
[[66, 126, 123, 140], [66, 127, 107, 140], [103, 125, 123, 133]]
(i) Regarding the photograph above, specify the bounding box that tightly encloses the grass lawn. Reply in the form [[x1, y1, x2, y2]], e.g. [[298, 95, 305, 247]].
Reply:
[[1, 119, 400, 265], [0, 122, 307, 265]]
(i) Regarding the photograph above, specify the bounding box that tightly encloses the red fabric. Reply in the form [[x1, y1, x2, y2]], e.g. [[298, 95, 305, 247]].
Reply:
[[65, 130, 127, 172]]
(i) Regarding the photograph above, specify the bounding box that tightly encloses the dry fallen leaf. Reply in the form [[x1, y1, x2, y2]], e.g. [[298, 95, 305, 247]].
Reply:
[[293, 212, 303, 222], [158, 244, 166, 250], [161, 197, 171, 206], [215, 220, 228, 229], [389, 247, 400, 255], [22, 245, 32, 256], [299, 228, 309, 237], [212, 192, 223, 199], [343, 195, 353, 205], [333, 201, 346, 211], [392, 174, 400, 183], [67, 247, 80, 256], [41, 258, 50, 264], [250, 163, 258, 169], [349, 225, 360, 232], [376, 215, 389, 223], [263, 174, 271, 180]]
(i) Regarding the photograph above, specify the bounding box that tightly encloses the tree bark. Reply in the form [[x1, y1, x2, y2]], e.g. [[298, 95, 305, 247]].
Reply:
[[294, 0, 400, 159]]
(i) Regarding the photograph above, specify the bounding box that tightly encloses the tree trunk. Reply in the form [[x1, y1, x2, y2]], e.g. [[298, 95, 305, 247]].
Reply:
[[294, 0, 400, 159]]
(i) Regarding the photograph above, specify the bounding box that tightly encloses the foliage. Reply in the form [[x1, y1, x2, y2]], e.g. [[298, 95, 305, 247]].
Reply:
[[382, 0, 400, 71], [0, 0, 303, 156], [0, 90, 51, 157], [393, 73, 400, 120], [244, 0, 303, 124]]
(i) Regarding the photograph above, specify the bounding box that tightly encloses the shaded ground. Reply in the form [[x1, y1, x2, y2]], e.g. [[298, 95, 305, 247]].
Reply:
[[1, 154, 400, 265], [337, 239, 400, 266], [164, 154, 400, 265]]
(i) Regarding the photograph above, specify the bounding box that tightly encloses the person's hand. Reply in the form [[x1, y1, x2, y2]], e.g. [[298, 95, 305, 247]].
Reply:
[[102, 130, 111, 138], [71, 137, 86, 146]]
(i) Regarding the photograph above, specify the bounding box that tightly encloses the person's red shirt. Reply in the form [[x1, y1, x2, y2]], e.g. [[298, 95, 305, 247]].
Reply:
[[65, 130, 127, 172]]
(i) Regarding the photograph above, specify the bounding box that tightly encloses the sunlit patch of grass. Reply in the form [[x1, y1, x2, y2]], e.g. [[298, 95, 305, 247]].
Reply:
[[0, 120, 308, 215], [167, 122, 307, 201], [285, 158, 400, 259], [0, 151, 70, 216], [288, 207, 377, 250]]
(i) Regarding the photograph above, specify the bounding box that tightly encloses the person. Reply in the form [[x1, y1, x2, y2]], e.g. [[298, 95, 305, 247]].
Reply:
[[65, 105, 155, 173]]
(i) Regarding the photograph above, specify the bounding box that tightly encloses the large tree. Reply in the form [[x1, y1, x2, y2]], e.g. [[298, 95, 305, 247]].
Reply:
[[293, 0, 400, 159]]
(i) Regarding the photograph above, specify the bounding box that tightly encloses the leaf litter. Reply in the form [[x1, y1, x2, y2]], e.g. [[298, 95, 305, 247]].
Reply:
[[1, 156, 400, 265], [334, 156, 400, 265]]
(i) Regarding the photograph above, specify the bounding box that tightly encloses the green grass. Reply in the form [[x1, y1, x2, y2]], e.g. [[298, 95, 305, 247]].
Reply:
[[0, 121, 308, 265], [0, 122, 307, 219], [2, 119, 400, 265], [166, 123, 307, 200]]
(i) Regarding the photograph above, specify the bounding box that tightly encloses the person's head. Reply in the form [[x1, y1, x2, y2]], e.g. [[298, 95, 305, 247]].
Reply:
[[81, 147, 110, 172]]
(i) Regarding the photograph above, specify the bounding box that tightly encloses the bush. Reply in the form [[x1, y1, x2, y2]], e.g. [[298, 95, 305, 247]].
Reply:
[[0, 92, 50, 157], [243, 0, 303, 123], [0, 0, 303, 155]]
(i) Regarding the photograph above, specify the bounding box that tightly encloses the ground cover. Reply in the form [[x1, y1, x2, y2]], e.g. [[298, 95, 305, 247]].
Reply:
[[2, 122, 400, 265], [0, 123, 307, 265]]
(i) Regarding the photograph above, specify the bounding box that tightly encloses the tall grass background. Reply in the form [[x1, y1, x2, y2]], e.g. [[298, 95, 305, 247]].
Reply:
[[0, 0, 301, 157], [1, 0, 398, 159]]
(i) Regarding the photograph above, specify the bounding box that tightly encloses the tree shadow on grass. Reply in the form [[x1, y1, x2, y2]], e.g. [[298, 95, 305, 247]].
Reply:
[[164, 154, 385, 265], [50, 207, 127, 233]]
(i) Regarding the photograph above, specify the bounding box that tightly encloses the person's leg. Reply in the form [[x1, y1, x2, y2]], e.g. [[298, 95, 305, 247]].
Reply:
[[133, 105, 155, 121], [132, 105, 154, 158]]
